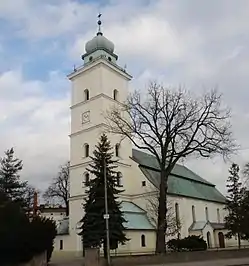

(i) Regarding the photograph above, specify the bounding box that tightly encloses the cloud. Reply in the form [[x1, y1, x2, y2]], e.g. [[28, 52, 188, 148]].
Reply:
[[0, 69, 70, 190], [1, 0, 249, 195]]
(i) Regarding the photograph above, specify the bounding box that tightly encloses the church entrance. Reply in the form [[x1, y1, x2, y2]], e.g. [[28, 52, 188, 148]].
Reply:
[[218, 232, 225, 248], [207, 231, 212, 248]]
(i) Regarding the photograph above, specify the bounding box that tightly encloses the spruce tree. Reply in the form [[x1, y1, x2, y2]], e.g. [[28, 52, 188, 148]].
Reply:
[[78, 134, 128, 257], [0, 148, 26, 203], [224, 163, 244, 248]]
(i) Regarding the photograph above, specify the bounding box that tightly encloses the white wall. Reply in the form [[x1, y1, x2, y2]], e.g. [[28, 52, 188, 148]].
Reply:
[[41, 211, 66, 226]]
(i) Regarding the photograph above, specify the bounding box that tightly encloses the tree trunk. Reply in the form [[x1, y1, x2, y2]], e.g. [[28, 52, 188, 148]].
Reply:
[[156, 170, 167, 254], [238, 233, 241, 249], [65, 200, 69, 216]]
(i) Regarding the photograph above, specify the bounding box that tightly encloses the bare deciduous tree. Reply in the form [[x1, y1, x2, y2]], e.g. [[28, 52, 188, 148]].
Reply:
[[43, 161, 69, 215], [146, 192, 181, 239], [242, 163, 249, 187], [105, 82, 236, 253]]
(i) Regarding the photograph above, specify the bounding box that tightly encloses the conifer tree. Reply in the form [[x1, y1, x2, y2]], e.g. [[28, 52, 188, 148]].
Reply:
[[0, 148, 26, 203], [78, 134, 128, 258], [224, 163, 245, 248]]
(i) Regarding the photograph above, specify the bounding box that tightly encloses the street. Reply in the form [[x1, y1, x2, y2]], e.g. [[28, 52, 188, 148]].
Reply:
[[50, 256, 249, 266]]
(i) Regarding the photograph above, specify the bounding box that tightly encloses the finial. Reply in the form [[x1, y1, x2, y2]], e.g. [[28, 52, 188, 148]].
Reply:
[[97, 13, 103, 36]]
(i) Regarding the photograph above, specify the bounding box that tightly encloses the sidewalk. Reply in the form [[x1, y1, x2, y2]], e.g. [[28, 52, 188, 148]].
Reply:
[[147, 256, 249, 266]]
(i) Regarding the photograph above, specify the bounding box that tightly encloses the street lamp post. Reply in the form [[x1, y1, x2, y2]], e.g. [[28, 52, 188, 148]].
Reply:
[[103, 157, 111, 265]]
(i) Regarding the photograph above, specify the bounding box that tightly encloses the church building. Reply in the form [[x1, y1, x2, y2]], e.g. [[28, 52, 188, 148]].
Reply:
[[54, 18, 241, 255]]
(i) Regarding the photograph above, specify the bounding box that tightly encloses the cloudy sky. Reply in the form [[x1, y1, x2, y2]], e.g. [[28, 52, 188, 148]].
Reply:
[[1, 0, 249, 193]]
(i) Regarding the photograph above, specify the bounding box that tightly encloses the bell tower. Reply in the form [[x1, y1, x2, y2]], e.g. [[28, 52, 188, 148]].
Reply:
[[67, 15, 133, 252]]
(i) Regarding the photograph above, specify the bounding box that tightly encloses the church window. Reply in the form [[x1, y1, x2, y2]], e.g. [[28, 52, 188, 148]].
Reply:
[[89, 56, 93, 61], [217, 208, 220, 223], [175, 203, 180, 222], [192, 205, 196, 222], [84, 143, 89, 157], [205, 207, 209, 221], [142, 181, 146, 187], [141, 234, 146, 247], [108, 57, 112, 62], [84, 89, 89, 101], [60, 240, 63, 250], [84, 172, 90, 186], [117, 172, 123, 187], [113, 89, 118, 101], [115, 143, 120, 157]]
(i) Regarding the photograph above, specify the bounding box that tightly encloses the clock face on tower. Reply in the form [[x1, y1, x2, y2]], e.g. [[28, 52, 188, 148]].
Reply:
[[82, 111, 90, 124]]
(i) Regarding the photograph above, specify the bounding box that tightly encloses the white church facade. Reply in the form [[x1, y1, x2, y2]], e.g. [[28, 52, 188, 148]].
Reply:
[[54, 19, 242, 255]]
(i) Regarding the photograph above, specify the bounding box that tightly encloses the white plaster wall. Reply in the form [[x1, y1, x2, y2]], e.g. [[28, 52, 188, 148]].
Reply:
[[68, 198, 84, 251], [54, 235, 74, 251], [41, 212, 66, 226], [100, 65, 129, 101], [109, 230, 156, 255], [71, 64, 102, 106], [171, 196, 226, 238], [133, 190, 227, 240]]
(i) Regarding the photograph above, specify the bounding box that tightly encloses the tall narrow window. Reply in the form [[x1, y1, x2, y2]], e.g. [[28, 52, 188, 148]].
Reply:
[[192, 205, 196, 222], [141, 234, 146, 247], [117, 172, 123, 187], [205, 207, 209, 221], [113, 89, 118, 101], [84, 144, 89, 157], [84, 89, 89, 101], [60, 240, 63, 250], [85, 172, 90, 186], [217, 208, 220, 223], [175, 203, 180, 222], [115, 144, 120, 157]]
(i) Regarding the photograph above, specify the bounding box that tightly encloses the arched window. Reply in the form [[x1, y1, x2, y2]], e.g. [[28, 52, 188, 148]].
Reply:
[[192, 205, 196, 222], [175, 203, 180, 222], [117, 172, 123, 187], [205, 207, 209, 221], [141, 234, 146, 247], [115, 143, 120, 157], [84, 143, 89, 157], [113, 89, 118, 101], [85, 172, 90, 186], [207, 231, 211, 248], [60, 240, 63, 250], [217, 208, 220, 223], [84, 89, 89, 101]]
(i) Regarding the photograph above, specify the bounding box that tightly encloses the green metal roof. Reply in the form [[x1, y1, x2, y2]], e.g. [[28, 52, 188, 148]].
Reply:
[[132, 149, 226, 204], [121, 201, 145, 213], [121, 201, 155, 230]]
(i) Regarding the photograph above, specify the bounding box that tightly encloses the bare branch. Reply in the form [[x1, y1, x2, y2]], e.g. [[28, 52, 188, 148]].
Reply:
[[43, 161, 69, 215], [145, 191, 181, 238], [105, 81, 237, 253]]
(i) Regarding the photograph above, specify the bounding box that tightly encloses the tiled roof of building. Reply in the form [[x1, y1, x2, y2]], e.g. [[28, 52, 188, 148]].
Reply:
[[132, 149, 226, 204]]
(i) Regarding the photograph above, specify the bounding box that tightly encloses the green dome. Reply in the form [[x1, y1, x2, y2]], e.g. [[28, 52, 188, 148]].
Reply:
[[85, 32, 114, 54]]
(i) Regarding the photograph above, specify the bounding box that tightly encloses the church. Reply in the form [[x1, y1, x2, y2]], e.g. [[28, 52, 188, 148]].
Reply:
[[53, 18, 241, 255]]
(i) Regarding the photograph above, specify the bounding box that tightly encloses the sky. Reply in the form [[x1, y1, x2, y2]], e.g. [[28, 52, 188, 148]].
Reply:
[[1, 0, 249, 194]]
